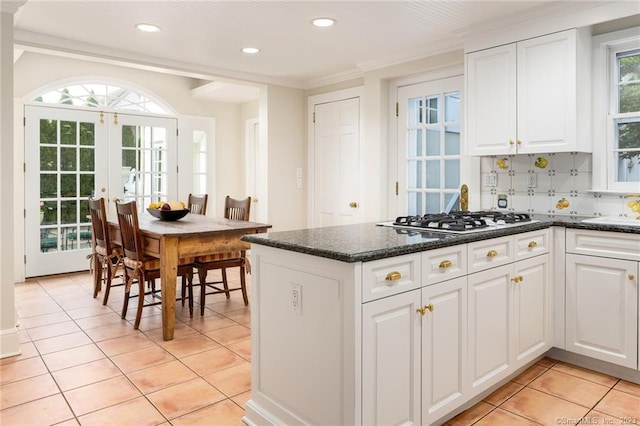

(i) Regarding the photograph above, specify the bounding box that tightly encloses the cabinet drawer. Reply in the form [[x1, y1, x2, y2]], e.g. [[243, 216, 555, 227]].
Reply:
[[468, 235, 513, 273], [566, 229, 640, 262], [514, 229, 550, 261], [422, 245, 467, 285], [362, 254, 421, 302]]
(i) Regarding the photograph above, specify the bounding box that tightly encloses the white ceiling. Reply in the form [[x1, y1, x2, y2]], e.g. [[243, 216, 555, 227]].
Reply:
[[12, 0, 623, 103]]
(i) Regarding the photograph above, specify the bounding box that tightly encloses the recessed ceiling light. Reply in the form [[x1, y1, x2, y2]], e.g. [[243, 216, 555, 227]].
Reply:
[[241, 47, 260, 54], [135, 23, 161, 33], [312, 17, 336, 28]]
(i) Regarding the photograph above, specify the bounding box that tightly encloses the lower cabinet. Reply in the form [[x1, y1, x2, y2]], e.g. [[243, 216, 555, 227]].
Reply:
[[362, 252, 550, 425], [566, 254, 638, 369], [468, 254, 550, 395], [421, 277, 467, 425], [362, 289, 421, 426]]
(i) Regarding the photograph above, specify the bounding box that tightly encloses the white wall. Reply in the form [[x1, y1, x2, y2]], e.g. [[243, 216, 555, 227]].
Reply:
[[263, 84, 306, 232]]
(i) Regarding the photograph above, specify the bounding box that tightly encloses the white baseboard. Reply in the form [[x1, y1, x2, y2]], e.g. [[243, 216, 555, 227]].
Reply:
[[0, 326, 20, 359]]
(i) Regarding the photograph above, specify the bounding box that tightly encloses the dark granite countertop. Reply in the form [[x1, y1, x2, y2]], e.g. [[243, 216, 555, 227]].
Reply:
[[242, 215, 640, 263]]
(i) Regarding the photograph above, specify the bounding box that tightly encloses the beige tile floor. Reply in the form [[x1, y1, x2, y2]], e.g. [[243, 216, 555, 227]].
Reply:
[[2, 271, 640, 425]]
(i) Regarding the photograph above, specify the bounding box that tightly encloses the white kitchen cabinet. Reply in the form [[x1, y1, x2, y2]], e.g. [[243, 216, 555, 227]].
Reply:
[[362, 289, 421, 426], [421, 277, 467, 425], [466, 29, 590, 155], [565, 229, 639, 369], [566, 254, 638, 369], [512, 254, 551, 367], [467, 230, 551, 394], [467, 263, 513, 393]]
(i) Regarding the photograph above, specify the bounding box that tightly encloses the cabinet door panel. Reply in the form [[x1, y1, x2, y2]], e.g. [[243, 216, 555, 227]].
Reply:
[[468, 265, 512, 393], [422, 277, 467, 425], [566, 254, 638, 369], [517, 31, 575, 153], [362, 290, 421, 426], [513, 255, 550, 366], [466, 44, 516, 155]]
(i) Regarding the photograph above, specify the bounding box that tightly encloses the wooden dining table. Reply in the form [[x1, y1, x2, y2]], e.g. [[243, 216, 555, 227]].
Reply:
[[104, 212, 271, 341]]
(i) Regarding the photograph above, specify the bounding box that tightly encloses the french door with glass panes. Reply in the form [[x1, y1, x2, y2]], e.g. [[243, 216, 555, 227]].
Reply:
[[25, 106, 177, 277], [397, 76, 465, 216]]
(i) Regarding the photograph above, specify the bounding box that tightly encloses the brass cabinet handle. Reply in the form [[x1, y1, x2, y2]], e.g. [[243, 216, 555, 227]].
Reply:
[[630, 274, 636, 281], [439, 260, 452, 269], [528, 241, 537, 248], [487, 250, 498, 258], [511, 275, 523, 283], [385, 271, 401, 281], [417, 304, 434, 316], [349, 202, 358, 208]]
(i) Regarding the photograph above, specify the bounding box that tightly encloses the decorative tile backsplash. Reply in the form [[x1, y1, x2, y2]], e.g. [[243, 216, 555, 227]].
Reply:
[[479, 152, 634, 217]]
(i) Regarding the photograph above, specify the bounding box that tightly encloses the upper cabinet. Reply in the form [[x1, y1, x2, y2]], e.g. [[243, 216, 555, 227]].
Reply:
[[465, 29, 591, 155]]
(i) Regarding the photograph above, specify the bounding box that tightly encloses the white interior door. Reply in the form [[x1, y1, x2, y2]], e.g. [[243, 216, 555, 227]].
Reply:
[[25, 106, 107, 277], [312, 97, 361, 227], [25, 107, 177, 277]]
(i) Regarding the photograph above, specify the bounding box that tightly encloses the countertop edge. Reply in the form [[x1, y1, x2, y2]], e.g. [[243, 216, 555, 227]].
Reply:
[[242, 219, 640, 263]]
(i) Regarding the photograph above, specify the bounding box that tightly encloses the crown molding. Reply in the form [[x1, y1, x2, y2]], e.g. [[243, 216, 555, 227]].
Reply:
[[13, 29, 306, 89], [0, 1, 26, 15]]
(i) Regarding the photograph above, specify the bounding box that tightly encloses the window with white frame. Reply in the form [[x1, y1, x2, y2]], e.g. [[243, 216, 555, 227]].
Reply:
[[611, 46, 640, 186], [597, 29, 640, 192]]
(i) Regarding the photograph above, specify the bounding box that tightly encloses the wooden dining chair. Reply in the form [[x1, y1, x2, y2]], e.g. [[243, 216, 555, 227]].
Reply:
[[88, 197, 123, 305], [115, 200, 195, 329], [194, 195, 251, 315], [187, 193, 208, 215]]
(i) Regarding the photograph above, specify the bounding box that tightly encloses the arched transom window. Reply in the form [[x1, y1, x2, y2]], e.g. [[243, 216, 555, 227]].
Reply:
[[35, 83, 169, 114]]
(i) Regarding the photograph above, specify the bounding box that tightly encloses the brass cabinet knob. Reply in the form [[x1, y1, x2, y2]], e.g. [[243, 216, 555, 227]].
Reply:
[[630, 274, 636, 281], [487, 250, 498, 258], [528, 241, 537, 248], [509, 140, 515, 145], [100, 187, 106, 193], [385, 271, 401, 281], [511, 275, 523, 283], [417, 304, 434, 316], [517, 140, 523, 145], [349, 202, 358, 208], [439, 260, 452, 269]]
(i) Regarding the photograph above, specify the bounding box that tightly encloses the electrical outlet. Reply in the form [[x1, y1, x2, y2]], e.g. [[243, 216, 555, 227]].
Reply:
[[527, 173, 537, 188], [291, 283, 302, 314]]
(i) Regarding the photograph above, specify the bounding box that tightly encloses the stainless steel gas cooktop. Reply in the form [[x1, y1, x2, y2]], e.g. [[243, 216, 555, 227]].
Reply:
[[378, 211, 536, 234]]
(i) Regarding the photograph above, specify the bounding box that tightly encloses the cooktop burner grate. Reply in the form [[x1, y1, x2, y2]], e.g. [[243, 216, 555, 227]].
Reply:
[[393, 211, 531, 232]]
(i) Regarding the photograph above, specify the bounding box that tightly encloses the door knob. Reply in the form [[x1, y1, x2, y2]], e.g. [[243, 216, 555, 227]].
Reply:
[[349, 202, 358, 208]]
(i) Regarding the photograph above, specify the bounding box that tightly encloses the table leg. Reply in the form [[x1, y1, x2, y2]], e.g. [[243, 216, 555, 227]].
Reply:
[[160, 236, 179, 341]]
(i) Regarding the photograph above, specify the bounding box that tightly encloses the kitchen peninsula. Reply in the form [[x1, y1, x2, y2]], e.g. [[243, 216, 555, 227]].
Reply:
[[242, 217, 640, 425]]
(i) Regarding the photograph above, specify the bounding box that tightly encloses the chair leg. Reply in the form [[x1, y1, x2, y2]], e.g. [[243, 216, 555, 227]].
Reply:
[[133, 279, 146, 330], [92, 258, 103, 299], [188, 273, 194, 318], [221, 268, 230, 299], [240, 264, 249, 306], [121, 288, 130, 320], [197, 267, 207, 316], [102, 262, 112, 305]]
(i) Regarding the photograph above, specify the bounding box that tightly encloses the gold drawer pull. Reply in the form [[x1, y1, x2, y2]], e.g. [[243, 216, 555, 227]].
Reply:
[[528, 241, 537, 248], [385, 271, 402, 281], [511, 275, 523, 283], [416, 304, 434, 316], [487, 250, 498, 258], [439, 260, 452, 269], [630, 275, 636, 281], [509, 140, 515, 145]]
